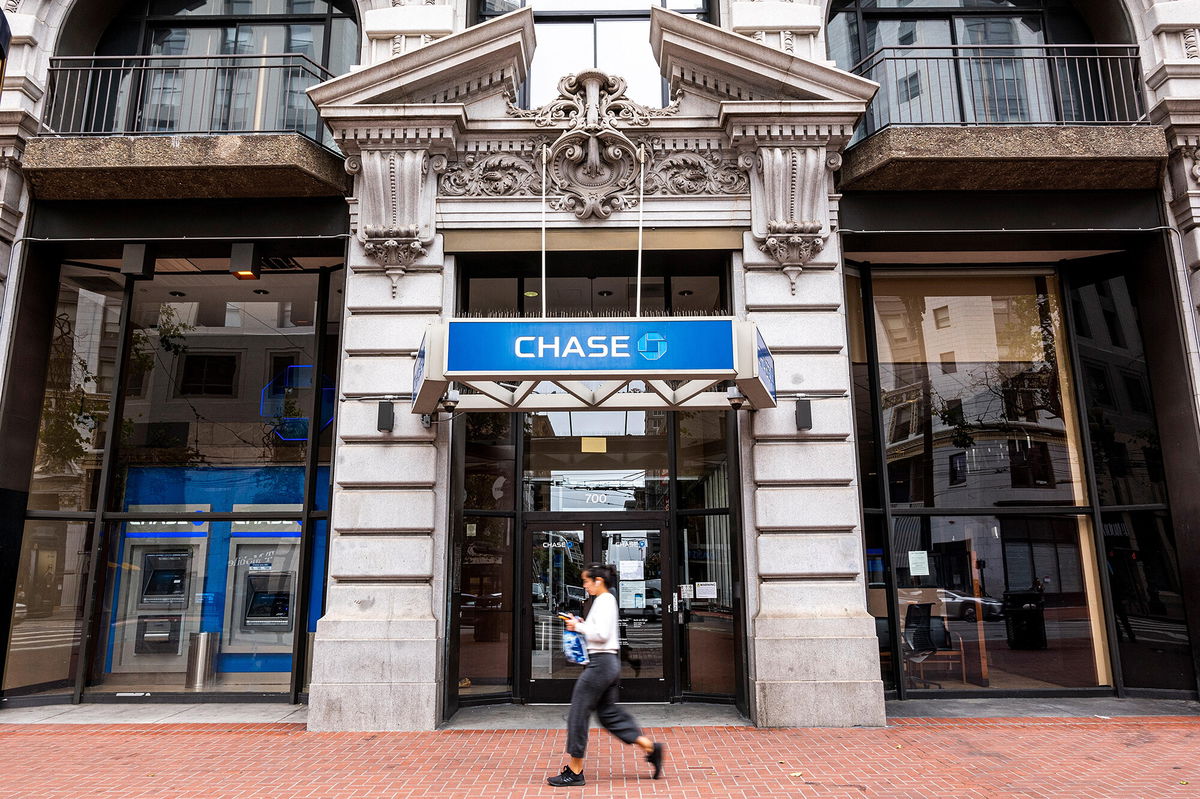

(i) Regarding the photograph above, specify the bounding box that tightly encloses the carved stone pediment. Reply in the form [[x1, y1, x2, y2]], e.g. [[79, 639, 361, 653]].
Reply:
[[508, 70, 681, 219]]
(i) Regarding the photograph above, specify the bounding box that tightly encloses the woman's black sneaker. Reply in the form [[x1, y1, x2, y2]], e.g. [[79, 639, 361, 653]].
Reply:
[[647, 742, 665, 779], [547, 766, 586, 787]]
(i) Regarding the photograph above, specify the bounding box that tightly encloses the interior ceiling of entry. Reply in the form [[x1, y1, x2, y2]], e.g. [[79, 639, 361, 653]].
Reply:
[[842, 250, 1123, 264], [65, 256, 344, 272]]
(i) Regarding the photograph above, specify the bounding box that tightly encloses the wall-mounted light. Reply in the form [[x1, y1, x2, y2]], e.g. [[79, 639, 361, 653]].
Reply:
[[795, 399, 813, 431], [597, 290, 613, 297], [678, 289, 694, 297], [168, 290, 186, 298], [726, 387, 746, 410], [252, 289, 270, 296], [121, 243, 154, 278], [523, 290, 540, 298], [230, 242, 260, 280], [377, 400, 395, 432]]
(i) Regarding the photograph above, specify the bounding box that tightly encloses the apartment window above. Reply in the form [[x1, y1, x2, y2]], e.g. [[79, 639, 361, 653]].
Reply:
[[46, 0, 358, 140], [178, 353, 239, 397], [480, 1, 711, 108], [827, 0, 1144, 135]]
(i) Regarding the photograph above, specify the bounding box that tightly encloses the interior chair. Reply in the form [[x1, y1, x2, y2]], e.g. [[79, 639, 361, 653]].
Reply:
[[902, 602, 943, 689]]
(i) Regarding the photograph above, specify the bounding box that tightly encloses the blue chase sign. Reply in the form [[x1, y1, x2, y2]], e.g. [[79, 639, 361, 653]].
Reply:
[[445, 318, 737, 377], [411, 316, 776, 413]]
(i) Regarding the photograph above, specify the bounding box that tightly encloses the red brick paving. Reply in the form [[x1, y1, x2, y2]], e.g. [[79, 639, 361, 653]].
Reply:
[[0, 717, 1197, 798]]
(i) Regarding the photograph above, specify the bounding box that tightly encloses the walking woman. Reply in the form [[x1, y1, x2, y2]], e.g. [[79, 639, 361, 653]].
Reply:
[[547, 562, 665, 787]]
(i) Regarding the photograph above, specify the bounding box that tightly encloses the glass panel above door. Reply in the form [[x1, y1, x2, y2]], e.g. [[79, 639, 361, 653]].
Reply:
[[523, 411, 669, 512]]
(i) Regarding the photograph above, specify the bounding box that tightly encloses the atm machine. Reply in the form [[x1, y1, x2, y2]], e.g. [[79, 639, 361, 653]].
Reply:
[[222, 512, 301, 656], [110, 513, 209, 675]]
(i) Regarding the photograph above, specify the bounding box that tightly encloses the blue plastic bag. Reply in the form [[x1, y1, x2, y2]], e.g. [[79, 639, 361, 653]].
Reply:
[[562, 628, 590, 665]]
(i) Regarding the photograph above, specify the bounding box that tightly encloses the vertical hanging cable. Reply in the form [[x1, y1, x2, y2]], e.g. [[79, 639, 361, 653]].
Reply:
[[635, 143, 646, 317], [540, 144, 548, 318]]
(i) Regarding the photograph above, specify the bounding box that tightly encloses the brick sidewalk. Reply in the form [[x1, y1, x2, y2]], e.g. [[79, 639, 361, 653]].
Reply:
[[0, 717, 1197, 798]]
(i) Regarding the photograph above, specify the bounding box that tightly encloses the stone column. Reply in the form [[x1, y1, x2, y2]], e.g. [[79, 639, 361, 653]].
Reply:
[[739, 141, 885, 727], [307, 145, 449, 730]]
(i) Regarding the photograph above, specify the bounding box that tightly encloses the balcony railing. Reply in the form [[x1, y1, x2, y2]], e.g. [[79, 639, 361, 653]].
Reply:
[[851, 45, 1148, 138], [42, 54, 333, 144]]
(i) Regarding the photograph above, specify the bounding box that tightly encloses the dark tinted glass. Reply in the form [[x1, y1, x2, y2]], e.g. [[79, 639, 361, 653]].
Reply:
[[1103, 510, 1195, 690], [464, 413, 517, 511], [458, 516, 515, 697], [1070, 275, 1168, 507], [2, 520, 91, 698], [863, 513, 895, 690]]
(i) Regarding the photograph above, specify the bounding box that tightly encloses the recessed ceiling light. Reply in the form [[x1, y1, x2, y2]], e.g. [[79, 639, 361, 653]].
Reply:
[[168, 291, 186, 297], [597, 290, 613, 297], [252, 289, 270, 295], [524, 290, 540, 297], [678, 289, 694, 297]]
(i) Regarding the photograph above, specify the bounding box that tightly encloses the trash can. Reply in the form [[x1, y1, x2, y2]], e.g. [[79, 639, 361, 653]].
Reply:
[[1003, 590, 1047, 650], [185, 632, 218, 690]]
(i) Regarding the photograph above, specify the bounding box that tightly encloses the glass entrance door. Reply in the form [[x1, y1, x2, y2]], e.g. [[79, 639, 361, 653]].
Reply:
[[524, 521, 672, 703]]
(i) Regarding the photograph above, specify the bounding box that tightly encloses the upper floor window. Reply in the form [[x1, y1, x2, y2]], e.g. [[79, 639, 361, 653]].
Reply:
[[828, 0, 1143, 132], [47, 0, 358, 140], [98, 0, 358, 75], [480, 1, 710, 108]]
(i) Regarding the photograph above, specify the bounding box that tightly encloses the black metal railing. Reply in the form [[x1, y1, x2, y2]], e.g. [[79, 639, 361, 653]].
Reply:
[[42, 54, 333, 144], [852, 45, 1148, 138]]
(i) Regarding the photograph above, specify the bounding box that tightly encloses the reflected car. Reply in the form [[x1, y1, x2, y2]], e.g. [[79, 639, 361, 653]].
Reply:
[[938, 589, 1003, 621]]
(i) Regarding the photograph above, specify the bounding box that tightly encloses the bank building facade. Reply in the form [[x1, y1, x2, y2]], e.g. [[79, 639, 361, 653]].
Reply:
[[1, 0, 1199, 731]]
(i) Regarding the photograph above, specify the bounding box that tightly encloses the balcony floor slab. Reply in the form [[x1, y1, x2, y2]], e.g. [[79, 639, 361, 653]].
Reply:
[[839, 125, 1167, 191], [23, 133, 349, 200]]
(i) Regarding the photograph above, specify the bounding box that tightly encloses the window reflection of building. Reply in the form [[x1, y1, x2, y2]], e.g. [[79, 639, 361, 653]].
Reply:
[[854, 271, 1110, 692]]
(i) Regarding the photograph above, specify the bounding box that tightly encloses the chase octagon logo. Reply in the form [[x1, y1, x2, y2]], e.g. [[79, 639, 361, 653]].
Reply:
[[637, 332, 667, 361]]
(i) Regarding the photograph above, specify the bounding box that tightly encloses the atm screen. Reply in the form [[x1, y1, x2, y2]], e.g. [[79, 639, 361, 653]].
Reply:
[[241, 571, 294, 631], [144, 568, 186, 598], [139, 551, 191, 607], [246, 591, 290, 621]]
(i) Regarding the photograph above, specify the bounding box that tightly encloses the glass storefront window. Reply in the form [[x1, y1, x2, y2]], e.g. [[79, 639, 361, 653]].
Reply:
[[862, 513, 895, 690], [524, 410, 669, 511], [2, 520, 91, 697], [1070, 275, 1168, 507], [678, 514, 735, 695], [675, 411, 728, 510], [26, 267, 125, 512], [113, 272, 322, 510], [872, 274, 1088, 510], [464, 414, 517, 511], [6, 257, 341, 700], [1102, 510, 1195, 690], [458, 516, 515, 696], [893, 514, 1108, 690]]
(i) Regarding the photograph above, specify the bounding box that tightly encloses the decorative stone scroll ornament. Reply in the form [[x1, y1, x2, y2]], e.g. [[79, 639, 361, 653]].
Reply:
[[507, 70, 680, 219], [747, 146, 837, 294], [346, 149, 445, 297], [439, 153, 543, 197]]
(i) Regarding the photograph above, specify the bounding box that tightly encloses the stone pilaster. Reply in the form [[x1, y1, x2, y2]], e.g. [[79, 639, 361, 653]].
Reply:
[[306, 234, 448, 731], [736, 129, 885, 728]]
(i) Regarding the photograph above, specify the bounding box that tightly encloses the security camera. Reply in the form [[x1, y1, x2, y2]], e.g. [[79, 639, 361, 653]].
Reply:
[[439, 389, 461, 413], [726, 387, 746, 410]]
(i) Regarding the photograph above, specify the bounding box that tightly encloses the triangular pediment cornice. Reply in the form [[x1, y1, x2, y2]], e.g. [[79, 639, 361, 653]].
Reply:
[[308, 8, 535, 111], [650, 7, 877, 105]]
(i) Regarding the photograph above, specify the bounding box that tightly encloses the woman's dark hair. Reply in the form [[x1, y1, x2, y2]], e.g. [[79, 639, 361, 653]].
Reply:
[[583, 562, 617, 590]]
